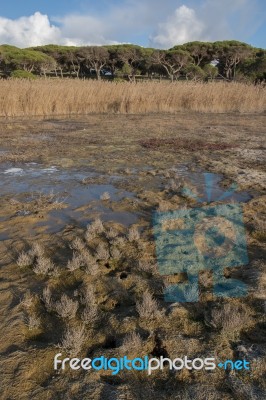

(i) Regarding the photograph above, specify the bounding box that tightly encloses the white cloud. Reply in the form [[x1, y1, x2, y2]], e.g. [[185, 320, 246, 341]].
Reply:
[[150, 5, 205, 48], [0, 12, 62, 47], [56, 14, 121, 46], [0, 11, 123, 47], [150, 0, 263, 49]]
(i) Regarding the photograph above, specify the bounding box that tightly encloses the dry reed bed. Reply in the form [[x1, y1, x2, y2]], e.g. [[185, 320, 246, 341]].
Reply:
[[0, 79, 265, 116]]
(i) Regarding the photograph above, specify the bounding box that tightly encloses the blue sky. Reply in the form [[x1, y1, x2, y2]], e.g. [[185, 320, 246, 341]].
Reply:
[[0, 0, 265, 48]]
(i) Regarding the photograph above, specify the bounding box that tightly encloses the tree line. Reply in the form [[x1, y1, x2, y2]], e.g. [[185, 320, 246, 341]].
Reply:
[[0, 41, 265, 83]]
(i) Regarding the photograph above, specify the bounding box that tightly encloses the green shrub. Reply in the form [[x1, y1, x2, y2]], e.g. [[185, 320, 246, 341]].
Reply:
[[10, 70, 36, 79]]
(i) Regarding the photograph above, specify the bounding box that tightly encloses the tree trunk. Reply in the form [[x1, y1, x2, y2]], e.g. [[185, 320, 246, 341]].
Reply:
[[131, 72, 136, 83], [96, 68, 101, 80]]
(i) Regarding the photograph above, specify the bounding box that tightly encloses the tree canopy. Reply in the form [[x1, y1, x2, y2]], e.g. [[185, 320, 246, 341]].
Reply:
[[0, 45, 56, 75], [0, 41, 264, 83]]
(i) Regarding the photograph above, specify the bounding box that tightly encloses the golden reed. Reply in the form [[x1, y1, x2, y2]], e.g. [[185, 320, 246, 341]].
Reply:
[[0, 79, 265, 117]]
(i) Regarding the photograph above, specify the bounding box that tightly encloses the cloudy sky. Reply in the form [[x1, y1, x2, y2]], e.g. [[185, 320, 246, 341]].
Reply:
[[0, 0, 265, 49]]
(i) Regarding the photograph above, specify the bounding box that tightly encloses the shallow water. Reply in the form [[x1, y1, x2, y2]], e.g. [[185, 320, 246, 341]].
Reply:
[[0, 162, 252, 237], [0, 162, 138, 235]]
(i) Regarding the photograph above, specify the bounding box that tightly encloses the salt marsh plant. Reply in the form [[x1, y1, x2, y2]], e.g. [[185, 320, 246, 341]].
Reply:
[[86, 218, 105, 238], [105, 227, 119, 240], [100, 192, 110, 201], [67, 252, 84, 271], [208, 303, 252, 340], [84, 257, 99, 276], [127, 225, 140, 242], [25, 314, 42, 331], [120, 332, 143, 355], [81, 304, 98, 325], [137, 260, 157, 274], [95, 242, 109, 261], [30, 242, 45, 257], [60, 325, 85, 355], [70, 237, 86, 252], [111, 236, 127, 248], [17, 251, 33, 268], [136, 290, 161, 320], [20, 290, 35, 309], [110, 246, 122, 260], [79, 284, 96, 307], [33, 256, 55, 276], [55, 294, 78, 320]]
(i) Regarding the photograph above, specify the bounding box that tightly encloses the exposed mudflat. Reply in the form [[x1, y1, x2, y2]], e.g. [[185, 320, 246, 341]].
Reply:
[[0, 113, 265, 400]]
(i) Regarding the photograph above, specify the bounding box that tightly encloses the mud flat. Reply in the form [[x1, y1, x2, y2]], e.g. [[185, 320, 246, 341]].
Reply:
[[0, 113, 265, 399]]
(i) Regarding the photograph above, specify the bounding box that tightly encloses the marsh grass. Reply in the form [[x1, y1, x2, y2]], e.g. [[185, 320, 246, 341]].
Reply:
[[55, 294, 78, 320], [136, 290, 162, 320], [24, 313, 42, 331], [120, 332, 144, 357], [11, 208, 264, 398], [0, 79, 265, 117], [17, 251, 33, 268], [33, 256, 55, 276], [60, 325, 86, 355]]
